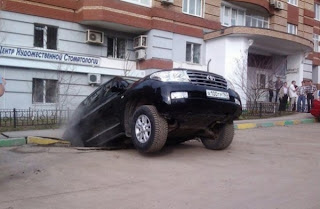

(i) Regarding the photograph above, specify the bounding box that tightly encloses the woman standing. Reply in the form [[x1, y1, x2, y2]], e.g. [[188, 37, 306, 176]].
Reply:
[[279, 82, 288, 112]]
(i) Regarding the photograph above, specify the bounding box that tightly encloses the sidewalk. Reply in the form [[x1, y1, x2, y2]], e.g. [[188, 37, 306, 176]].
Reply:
[[0, 113, 318, 147], [234, 112, 317, 129], [0, 129, 66, 147], [0, 129, 64, 139]]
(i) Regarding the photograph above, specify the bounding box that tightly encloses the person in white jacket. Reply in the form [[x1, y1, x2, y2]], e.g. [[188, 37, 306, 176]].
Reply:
[[289, 80, 298, 111]]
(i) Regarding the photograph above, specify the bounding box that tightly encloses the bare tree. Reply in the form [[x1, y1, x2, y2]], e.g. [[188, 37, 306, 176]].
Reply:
[[230, 53, 286, 105], [123, 50, 134, 77], [30, 64, 81, 112], [55, 64, 81, 110]]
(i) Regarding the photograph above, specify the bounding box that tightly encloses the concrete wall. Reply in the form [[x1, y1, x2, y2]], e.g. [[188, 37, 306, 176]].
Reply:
[[0, 11, 136, 59], [313, 66, 320, 85], [146, 30, 173, 60], [0, 67, 114, 109], [286, 54, 304, 84], [146, 29, 207, 71], [0, 11, 142, 109], [303, 59, 313, 80], [206, 36, 249, 102], [0, 11, 137, 75]]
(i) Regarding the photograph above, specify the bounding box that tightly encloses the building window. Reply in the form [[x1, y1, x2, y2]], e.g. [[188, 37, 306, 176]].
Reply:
[[314, 34, 320, 52], [121, 0, 151, 7], [183, 0, 202, 17], [221, 5, 245, 26], [34, 24, 58, 50], [32, 79, 58, 104], [245, 15, 269, 28], [315, 4, 320, 20], [288, 0, 298, 6], [186, 43, 201, 64], [287, 23, 297, 35], [257, 73, 267, 89], [107, 38, 126, 59]]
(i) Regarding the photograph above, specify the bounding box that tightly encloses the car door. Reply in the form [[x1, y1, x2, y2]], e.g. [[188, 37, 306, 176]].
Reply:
[[84, 78, 127, 146]]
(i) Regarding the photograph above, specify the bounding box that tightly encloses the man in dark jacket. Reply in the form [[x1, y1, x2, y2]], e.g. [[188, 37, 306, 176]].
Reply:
[[275, 77, 283, 103], [305, 80, 317, 113]]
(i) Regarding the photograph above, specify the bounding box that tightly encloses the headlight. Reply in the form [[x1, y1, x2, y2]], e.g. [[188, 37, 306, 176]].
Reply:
[[171, 92, 188, 99], [150, 70, 190, 82]]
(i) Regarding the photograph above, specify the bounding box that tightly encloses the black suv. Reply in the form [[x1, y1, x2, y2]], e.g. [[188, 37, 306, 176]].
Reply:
[[63, 69, 242, 152]]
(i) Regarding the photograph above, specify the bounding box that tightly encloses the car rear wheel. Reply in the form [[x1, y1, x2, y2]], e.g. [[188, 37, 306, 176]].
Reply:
[[201, 122, 234, 150], [131, 105, 168, 153]]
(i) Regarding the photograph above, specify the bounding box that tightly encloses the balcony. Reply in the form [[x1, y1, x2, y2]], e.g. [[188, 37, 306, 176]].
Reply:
[[221, 2, 270, 29], [220, 3, 269, 28], [204, 27, 313, 55]]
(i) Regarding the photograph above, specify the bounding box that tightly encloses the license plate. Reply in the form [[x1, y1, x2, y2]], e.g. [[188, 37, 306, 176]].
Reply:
[[206, 90, 230, 100]]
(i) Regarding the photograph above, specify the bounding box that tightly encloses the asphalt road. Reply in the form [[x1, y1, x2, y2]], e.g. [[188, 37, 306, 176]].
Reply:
[[0, 123, 319, 209]]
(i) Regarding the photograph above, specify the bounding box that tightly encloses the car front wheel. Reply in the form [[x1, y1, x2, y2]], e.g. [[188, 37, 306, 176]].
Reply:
[[131, 105, 168, 153], [201, 122, 234, 150]]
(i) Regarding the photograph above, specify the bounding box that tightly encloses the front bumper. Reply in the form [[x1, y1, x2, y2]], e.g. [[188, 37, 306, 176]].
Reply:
[[154, 82, 242, 126]]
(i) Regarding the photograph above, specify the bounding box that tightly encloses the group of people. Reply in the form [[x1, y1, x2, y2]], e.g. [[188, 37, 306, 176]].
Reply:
[[269, 77, 318, 113]]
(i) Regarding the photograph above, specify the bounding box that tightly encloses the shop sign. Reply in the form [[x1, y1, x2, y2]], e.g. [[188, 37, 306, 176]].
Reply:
[[0, 45, 100, 66], [286, 68, 299, 74]]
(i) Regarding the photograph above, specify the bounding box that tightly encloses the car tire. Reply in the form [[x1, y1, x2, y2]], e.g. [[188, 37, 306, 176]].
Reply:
[[201, 122, 234, 150], [62, 125, 84, 147], [131, 105, 168, 153]]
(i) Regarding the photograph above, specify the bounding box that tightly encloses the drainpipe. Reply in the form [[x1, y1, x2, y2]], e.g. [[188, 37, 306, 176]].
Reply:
[[207, 59, 211, 72]]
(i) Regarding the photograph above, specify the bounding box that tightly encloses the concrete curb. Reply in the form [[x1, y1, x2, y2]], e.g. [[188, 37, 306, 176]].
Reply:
[[234, 118, 317, 130], [0, 136, 70, 147], [0, 137, 26, 147], [27, 136, 70, 145]]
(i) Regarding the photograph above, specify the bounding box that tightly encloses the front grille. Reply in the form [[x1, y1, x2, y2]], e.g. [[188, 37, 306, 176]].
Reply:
[[187, 71, 227, 89]]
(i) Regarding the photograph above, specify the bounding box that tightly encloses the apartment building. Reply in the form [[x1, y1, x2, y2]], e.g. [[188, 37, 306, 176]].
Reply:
[[0, 0, 319, 109]]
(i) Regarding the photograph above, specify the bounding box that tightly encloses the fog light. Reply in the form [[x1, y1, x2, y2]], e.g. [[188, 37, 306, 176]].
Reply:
[[171, 92, 188, 99], [235, 98, 241, 106]]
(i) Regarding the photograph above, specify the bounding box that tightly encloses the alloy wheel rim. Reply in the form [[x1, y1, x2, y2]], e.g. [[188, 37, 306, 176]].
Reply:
[[135, 114, 152, 143]]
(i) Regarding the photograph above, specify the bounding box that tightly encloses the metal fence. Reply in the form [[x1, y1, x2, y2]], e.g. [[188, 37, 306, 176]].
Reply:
[[0, 108, 71, 129], [241, 102, 287, 118], [0, 103, 290, 130]]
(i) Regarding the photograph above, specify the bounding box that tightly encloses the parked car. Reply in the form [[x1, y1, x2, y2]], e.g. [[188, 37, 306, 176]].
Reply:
[[311, 90, 320, 119], [63, 69, 242, 153]]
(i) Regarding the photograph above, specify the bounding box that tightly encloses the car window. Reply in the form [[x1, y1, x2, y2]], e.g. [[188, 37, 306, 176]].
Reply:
[[103, 83, 113, 98], [83, 87, 103, 108]]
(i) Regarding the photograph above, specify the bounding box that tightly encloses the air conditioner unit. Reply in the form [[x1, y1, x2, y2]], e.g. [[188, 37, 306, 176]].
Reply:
[[135, 49, 146, 60], [133, 35, 147, 49], [270, 0, 276, 5], [88, 73, 101, 85], [274, 1, 284, 10], [161, 0, 174, 4], [86, 30, 104, 44]]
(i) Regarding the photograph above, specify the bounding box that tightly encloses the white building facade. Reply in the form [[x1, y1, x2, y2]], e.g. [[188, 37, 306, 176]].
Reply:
[[0, 0, 318, 109]]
